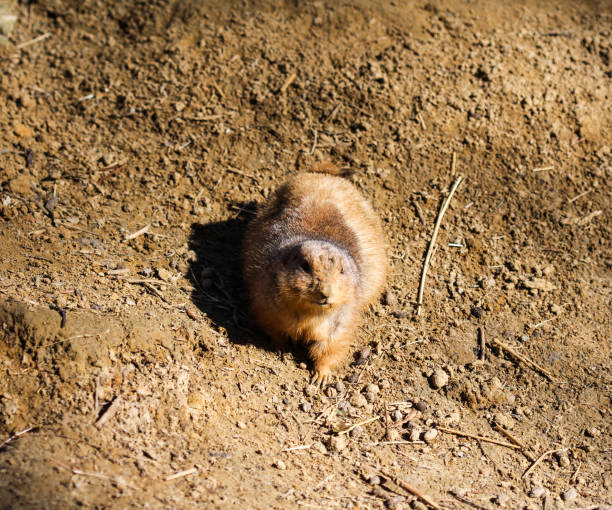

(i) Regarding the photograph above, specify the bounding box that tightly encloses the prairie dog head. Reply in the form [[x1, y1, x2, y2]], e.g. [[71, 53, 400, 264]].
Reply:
[[275, 240, 357, 313]]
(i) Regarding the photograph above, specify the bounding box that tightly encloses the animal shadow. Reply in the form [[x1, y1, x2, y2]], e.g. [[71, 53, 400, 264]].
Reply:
[[187, 210, 272, 351]]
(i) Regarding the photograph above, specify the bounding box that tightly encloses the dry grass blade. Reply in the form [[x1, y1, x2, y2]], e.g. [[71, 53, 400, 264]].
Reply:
[[416, 174, 464, 315]]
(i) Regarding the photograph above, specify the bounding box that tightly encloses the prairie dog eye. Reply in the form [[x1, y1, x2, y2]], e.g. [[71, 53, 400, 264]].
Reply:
[[301, 260, 311, 273]]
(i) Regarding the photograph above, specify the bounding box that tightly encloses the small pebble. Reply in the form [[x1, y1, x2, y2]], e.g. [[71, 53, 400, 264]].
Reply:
[[304, 385, 317, 397], [408, 427, 422, 442], [349, 425, 362, 438], [556, 452, 571, 468], [335, 381, 346, 393], [430, 367, 449, 389], [392, 410, 403, 422], [471, 306, 483, 319], [156, 267, 172, 281], [273, 459, 287, 470], [364, 383, 380, 394], [423, 428, 438, 444], [367, 474, 381, 485], [585, 427, 601, 437], [529, 486, 546, 499], [387, 429, 401, 442], [493, 494, 510, 507], [326, 386, 338, 398], [383, 290, 397, 306], [415, 401, 428, 413], [350, 392, 368, 408], [328, 434, 348, 452], [365, 391, 377, 403], [236, 421, 247, 429], [300, 402, 312, 412], [561, 487, 577, 502], [354, 347, 371, 365]]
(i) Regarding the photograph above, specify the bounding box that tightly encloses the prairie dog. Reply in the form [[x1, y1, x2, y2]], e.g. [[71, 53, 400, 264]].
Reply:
[[243, 163, 387, 385]]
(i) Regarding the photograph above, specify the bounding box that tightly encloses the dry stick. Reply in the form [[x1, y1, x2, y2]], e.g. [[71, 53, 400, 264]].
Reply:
[[522, 448, 565, 478], [1, 426, 36, 448], [568, 189, 592, 203], [369, 440, 424, 446], [279, 71, 297, 94], [416, 175, 464, 315], [338, 416, 381, 435], [282, 444, 311, 452], [165, 467, 198, 481], [95, 396, 122, 429], [493, 424, 535, 462], [16, 32, 51, 49], [478, 326, 486, 361], [450, 151, 457, 178], [436, 427, 521, 450], [490, 337, 555, 382], [384, 402, 391, 440], [124, 224, 150, 241], [448, 491, 493, 510], [227, 167, 258, 181], [532, 166, 554, 172], [379, 470, 442, 510]]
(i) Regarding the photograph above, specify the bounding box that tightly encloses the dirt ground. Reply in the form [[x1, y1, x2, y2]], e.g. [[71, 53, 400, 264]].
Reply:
[[0, 0, 610, 508]]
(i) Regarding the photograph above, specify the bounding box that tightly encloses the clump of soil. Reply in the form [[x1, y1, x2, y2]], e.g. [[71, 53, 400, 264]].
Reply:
[[0, 1, 610, 509]]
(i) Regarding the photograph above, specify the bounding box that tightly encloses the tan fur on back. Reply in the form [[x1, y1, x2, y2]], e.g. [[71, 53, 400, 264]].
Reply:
[[243, 170, 387, 380]]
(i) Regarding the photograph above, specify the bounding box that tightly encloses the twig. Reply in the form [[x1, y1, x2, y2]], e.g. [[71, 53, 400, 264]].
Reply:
[[94, 396, 122, 429], [309, 130, 318, 155], [279, 71, 297, 94], [493, 424, 535, 462], [124, 224, 150, 241], [338, 416, 381, 435], [416, 175, 464, 315], [532, 166, 554, 172], [490, 338, 555, 382], [227, 167, 258, 181], [478, 327, 486, 361], [436, 427, 521, 450], [530, 317, 556, 330], [368, 440, 424, 446], [165, 467, 198, 481], [568, 189, 592, 203], [384, 402, 390, 440], [522, 448, 566, 478], [448, 491, 493, 510], [1, 426, 36, 448], [282, 444, 311, 452], [16, 32, 51, 49], [380, 470, 442, 510], [450, 151, 457, 178]]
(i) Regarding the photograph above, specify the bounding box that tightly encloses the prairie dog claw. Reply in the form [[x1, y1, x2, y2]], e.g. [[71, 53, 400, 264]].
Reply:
[[310, 370, 330, 388]]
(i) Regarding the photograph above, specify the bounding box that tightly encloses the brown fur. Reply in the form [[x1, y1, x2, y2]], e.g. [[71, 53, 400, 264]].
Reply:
[[243, 169, 387, 382]]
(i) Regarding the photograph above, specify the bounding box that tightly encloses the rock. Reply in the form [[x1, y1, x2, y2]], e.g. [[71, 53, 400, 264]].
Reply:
[[392, 410, 403, 422], [493, 494, 510, 507], [522, 278, 556, 292], [350, 392, 368, 408], [156, 268, 172, 281], [555, 451, 570, 468], [430, 367, 449, 389], [325, 386, 338, 398], [470, 306, 483, 319], [365, 391, 377, 403], [383, 290, 397, 306], [415, 401, 428, 413], [14, 122, 33, 138], [8, 174, 34, 195], [300, 402, 312, 412], [529, 486, 546, 499], [367, 474, 381, 485], [273, 459, 287, 470], [364, 383, 380, 394], [408, 427, 422, 442], [236, 421, 246, 429], [328, 434, 348, 452], [561, 487, 577, 502], [304, 385, 317, 397], [335, 381, 346, 393], [387, 428, 401, 442], [423, 428, 438, 444]]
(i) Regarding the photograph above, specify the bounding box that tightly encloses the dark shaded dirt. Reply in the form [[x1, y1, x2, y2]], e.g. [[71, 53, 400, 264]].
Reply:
[[0, 1, 610, 509]]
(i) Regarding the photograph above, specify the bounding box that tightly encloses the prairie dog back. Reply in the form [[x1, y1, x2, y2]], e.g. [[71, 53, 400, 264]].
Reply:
[[243, 168, 387, 384]]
